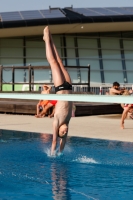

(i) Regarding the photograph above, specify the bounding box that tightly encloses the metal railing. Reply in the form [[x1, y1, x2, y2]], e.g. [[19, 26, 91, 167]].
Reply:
[[0, 65, 90, 92]]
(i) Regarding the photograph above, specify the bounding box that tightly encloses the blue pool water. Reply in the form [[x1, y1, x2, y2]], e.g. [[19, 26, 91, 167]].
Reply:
[[0, 130, 133, 200]]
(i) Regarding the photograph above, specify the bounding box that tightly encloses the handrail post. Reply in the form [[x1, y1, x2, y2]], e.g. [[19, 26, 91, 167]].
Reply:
[[12, 66, 15, 91], [88, 65, 90, 92], [29, 64, 31, 92], [0, 65, 3, 91], [31, 66, 34, 91]]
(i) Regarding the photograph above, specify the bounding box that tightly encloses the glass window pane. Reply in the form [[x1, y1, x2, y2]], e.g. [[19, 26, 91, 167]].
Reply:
[[26, 40, 47, 66], [101, 38, 120, 49], [66, 68, 78, 83], [103, 60, 123, 83], [90, 71, 101, 83], [66, 37, 76, 66], [2, 70, 12, 83], [66, 37, 75, 47], [125, 61, 133, 83], [79, 59, 100, 70], [104, 71, 124, 83], [79, 49, 99, 59], [80, 59, 101, 83], [81, 69, 88, 83], [127, 72, 133, 83], [26, 40, 44, 48], [67, 48, 76, 66], [67, 59, 76, 66], [52, 35, 61, 47], [102, 50, 121, 59], [0, 38, 23, 66], [123, 40, 133, 50], [124, 51, 133, 59], [0, 58, 23, 66], [26, 59, 48, 66], [52, 35, 62, 57], [125, 61, 133, 70], [26, 47, 45, 57], [78, 38, 98, 48], [78, 38, 99, 71], [103, 60, 122, 70], [0, 38, 23, 47], [34, 69, 51, 83], [14, 69, 29, 83]]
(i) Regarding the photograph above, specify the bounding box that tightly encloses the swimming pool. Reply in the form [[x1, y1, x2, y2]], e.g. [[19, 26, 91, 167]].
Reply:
[[0, 129, 133, 200]]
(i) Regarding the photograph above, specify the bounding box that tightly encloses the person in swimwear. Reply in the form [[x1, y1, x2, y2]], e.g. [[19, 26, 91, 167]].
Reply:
[[35, 84, 51, 117], [42, 84, 52, 94], [38, 100, 57, 118], [109, 82, 125, 95], [35, 100, 48, 118], [120, 89, 133, 129], [121, 104, 133, 129], [43, 26, 72, 155]]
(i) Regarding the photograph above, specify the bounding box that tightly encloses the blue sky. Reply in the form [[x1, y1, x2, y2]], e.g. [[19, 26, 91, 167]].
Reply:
[[0, 0, 133, 12]]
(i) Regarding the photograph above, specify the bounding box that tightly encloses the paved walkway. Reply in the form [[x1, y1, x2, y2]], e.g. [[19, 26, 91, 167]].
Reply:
[[0, 113, 133, 142]]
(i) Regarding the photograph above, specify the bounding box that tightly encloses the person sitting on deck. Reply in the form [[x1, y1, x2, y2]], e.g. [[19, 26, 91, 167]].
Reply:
[[121, 104, 133, 129], [35, 100, 49, 118], [42, 84, 52, 94], [35, 84, 52, 117], [37, 100, 57, 118], [109, 82, 125, 95], [121, 90, 133, 129], [39, 101, 75, 118]]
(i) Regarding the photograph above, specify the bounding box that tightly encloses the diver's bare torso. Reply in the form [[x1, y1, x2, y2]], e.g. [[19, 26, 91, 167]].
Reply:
[[54, 90, 72, 126]]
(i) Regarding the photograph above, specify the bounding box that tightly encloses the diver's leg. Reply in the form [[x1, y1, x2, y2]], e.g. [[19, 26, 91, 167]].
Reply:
[[43, 26, 65, 87], [49, 33, 71, 84]]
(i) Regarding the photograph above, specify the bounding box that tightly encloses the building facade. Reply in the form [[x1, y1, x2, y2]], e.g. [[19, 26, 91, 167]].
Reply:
[[0, 7, 133, 91]]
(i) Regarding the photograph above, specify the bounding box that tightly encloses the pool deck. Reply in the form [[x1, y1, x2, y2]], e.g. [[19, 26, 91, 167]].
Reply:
[[0, 113, 133, 143]]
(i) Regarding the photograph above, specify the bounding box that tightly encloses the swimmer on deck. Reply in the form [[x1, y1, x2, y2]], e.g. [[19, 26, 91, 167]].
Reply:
[[43, 26, 72, 155], [38, 100, 57, 118], [35, 84, 51, 117], [121, 104, 133, 129]]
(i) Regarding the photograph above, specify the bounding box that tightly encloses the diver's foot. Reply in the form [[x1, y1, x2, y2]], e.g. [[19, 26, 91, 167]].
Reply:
[[43, 26, 50, 41]]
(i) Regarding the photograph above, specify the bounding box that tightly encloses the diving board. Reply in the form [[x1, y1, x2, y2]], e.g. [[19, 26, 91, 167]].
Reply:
[[0, 93, 132, 104]]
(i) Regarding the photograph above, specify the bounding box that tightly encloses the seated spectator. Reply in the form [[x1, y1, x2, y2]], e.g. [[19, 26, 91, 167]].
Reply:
[[38, 100, 57, 118], [35, 100, 49, 118], [41, 84, 51, 94], [109, 82, 124, 95], [129, 89, 133, 95], [35, 84, 52, 117], [121, 104, 133, 129], [120, 89, 133, 129]]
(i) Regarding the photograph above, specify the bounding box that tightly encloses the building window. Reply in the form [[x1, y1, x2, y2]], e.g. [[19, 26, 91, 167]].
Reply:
[[78, 38, 101, 84], [101, 38, 124, 83], [123, 40, 133, 83], [0, 38, 23, 66]]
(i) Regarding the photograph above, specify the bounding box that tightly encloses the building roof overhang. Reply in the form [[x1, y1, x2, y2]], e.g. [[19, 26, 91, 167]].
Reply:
[[0, 7, 133, 37]]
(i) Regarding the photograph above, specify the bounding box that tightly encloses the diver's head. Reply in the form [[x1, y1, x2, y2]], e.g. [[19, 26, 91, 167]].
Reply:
[[58, 124, 68, 138]]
